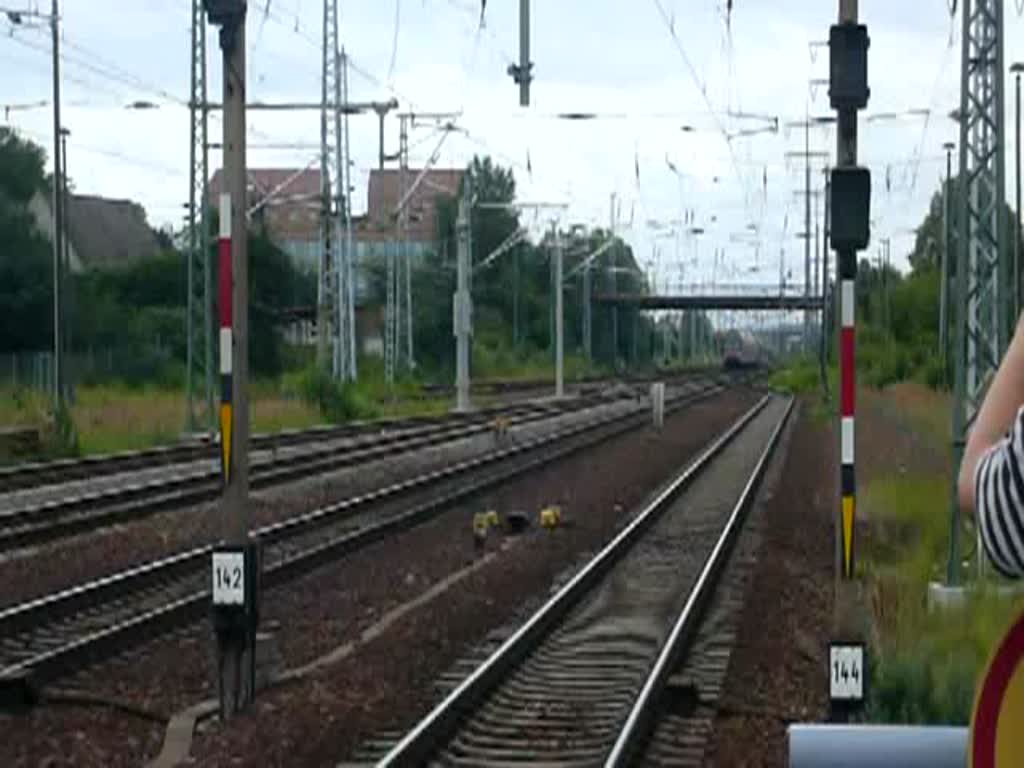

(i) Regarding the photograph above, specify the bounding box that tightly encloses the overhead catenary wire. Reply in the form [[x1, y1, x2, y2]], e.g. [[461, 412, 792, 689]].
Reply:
[[650, 0, 756, 240]]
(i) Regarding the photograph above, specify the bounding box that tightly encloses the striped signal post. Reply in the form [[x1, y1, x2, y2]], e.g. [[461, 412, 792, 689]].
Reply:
[[827, 0, 871, 720], [218, 194, 233, 483], [204, 0, 256, 720], [840, 275, 855, 578]]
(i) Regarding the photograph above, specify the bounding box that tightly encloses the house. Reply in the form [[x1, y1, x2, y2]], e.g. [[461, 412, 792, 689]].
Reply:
[[352, 168, 464, 354], [356, 167, 462, 243], [208, 167, 322, 272], [210, 166, 462, 355], [29, 191, 161, 272]]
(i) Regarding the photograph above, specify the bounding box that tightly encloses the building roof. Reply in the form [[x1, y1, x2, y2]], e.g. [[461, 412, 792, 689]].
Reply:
[[359, 168, 463, 243], [64, 194, 160, 270], [209, 167, 323, 204], [209, 167, 323, 243]]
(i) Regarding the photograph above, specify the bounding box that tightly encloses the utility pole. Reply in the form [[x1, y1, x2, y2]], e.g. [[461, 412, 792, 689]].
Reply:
[[941, 141, 955, 374], [785, 118, 832, 356], [60, 126, 72, 402], [878, 237, 891, 333], [385, 114, 411, 385], [609, 193, 618, 367], [188, 0, 212, 432], [950, 0, 1006, 584], [317, 0, 361, 382], [507, 0, 532, 106], [454, 177, 472, 412], [388, 116, 410, 383], [317, 0, 335, 372], [204, 0, 256, 720], [513, 245, 521, 347], [582, 252, 592, 362], [50, 0, 63, 407], [328, 0, 348, 382], [554, 226, 564, 398], [403, 130, 415, 372], [341, 49, 357, 380], [822, 167, 831, 376], [805, 118, 812, 353]]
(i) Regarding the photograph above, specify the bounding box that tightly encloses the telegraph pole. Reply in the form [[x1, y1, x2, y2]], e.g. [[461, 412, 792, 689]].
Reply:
[[50, 0, 63, 406], [554, 226, 564, 398], [341, 49, 357, 380], [609, 193, 618, 366], [805, 118, 812, 352], [941, 141, 954, 373], [822, 167, 831, 372], [317, 0, 334, 371], [507, 0, 532, 106], [454, 178, 472, 412], [582, 253, 592, 362], [513, 245, 521, 347], [328, 0, 348, 381], [60, 126, 72, 401]]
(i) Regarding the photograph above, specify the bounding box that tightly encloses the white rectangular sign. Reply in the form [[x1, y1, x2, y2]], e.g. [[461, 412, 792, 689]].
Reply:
[[829, 643, 865, 701], [211, 551, 245, 605]]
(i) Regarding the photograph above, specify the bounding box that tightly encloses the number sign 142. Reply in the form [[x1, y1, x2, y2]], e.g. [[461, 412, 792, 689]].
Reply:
[[212, 551, 245, 605]]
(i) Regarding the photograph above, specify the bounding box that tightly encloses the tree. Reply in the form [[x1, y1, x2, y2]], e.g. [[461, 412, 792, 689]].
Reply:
[[0, 128, 53, 352], [409, 155, 663, 379], [909, 176, 1022, 278]]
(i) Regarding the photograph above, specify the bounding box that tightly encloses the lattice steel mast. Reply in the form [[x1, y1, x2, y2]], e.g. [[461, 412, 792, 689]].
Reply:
[[949, 0, 1007, 582], [187, 0, 212, 431]]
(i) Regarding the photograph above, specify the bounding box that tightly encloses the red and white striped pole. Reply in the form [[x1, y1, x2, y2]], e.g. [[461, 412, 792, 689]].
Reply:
[[840, 276, 855, 579], [218, 193, 233, 484]]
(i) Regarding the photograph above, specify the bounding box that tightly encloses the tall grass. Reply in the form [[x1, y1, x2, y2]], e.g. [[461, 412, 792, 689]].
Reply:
[[0, 383, 323, 457], [863, 469, 1024, 724]]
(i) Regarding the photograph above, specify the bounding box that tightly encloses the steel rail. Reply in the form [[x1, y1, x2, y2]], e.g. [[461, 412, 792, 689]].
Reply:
[[0, 380, 731, 695], [0, 394, 626, 551], [376, 394, 788, 766], [604, 395, 794, 766]]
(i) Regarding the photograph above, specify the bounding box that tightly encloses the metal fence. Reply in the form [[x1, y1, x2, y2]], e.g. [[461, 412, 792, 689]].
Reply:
[[2, 347, 177, 392], [2, 352, 56, 393]]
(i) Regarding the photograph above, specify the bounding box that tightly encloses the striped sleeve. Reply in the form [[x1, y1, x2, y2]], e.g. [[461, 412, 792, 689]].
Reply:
[[975, 407, 1024, 578]]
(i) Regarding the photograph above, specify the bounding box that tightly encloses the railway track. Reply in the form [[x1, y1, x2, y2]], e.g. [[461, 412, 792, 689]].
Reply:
[[366, 394, 792, 767], [0, 378, 734, 701], [0, 373, 694, 495], [0, 391, 643, 552]]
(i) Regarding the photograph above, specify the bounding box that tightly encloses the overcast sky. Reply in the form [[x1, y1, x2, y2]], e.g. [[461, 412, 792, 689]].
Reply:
[[3, 0, 1024, 295]]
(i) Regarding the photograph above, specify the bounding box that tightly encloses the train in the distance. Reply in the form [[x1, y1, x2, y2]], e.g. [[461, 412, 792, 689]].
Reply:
[[721, 329, 765, 369]]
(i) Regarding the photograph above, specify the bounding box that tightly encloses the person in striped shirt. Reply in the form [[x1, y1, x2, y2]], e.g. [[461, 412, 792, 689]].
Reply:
[[959, 318, 1024, 577]]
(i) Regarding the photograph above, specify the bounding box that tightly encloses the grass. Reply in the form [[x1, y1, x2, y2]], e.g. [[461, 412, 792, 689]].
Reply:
[[860, 387, 1023, 725], [0, 383, 324, 458]]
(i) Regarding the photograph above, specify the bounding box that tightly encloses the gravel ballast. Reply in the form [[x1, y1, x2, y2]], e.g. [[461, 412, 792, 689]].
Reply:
[[0, 388, 755, 767]]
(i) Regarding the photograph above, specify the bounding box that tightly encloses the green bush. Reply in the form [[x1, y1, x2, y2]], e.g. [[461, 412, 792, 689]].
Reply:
[[50, 399, 80, 458], [867, 645, 977, 725], [297, 366, 378, 423], [768, 358, 821, 395], [915, 354, 949, 391]]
